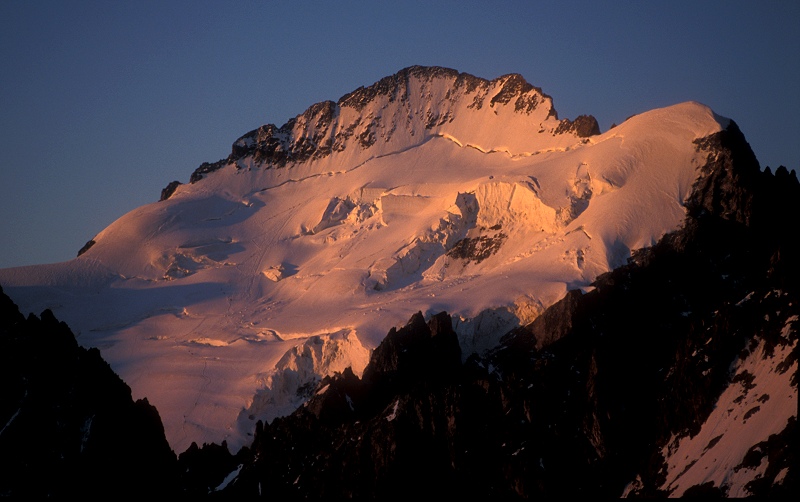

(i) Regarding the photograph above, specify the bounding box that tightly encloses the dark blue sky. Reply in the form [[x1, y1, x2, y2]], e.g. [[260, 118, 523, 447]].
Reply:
[[1, 1, 798, 268]]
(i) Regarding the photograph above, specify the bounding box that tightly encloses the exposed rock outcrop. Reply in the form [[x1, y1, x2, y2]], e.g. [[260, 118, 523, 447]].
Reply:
[[76, 238, 95, 257], [554, 114, 601, 137], [160, 180, 182, 200]]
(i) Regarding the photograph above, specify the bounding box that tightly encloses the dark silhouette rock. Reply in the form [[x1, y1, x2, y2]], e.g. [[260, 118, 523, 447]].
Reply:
[[0, 285, 180, 497], [160, 180, 182, 200], [77, 238, 95, 256]]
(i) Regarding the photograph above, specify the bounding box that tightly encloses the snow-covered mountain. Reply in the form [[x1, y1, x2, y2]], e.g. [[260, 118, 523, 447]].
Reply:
[[0, 67, 795, 495]]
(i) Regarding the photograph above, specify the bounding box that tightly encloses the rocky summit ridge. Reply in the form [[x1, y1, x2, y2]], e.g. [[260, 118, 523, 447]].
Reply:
[[182, 65, 599, 187]]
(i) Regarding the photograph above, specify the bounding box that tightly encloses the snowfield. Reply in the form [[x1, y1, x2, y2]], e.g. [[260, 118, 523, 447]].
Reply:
[[0, 68, 727, 454]]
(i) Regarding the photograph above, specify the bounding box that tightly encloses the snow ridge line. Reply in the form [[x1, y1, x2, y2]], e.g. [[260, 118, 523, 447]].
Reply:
[[433, 132, 575, 159]]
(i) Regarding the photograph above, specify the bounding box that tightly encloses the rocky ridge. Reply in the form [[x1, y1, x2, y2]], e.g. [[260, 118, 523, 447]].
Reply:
[[175, 66, 598, 191]]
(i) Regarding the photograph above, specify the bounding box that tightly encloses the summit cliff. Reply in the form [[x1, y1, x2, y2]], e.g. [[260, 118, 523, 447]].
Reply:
[[186, 66, 598, 184]]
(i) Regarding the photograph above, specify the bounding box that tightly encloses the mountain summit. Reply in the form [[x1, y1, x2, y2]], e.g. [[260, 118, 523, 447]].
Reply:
[[187, 65, 598, 184], [0, 66, 783, 469]]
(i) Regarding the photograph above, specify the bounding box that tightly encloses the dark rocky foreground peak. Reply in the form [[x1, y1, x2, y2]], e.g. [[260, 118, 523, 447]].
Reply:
[[0, 285, 180, 497]]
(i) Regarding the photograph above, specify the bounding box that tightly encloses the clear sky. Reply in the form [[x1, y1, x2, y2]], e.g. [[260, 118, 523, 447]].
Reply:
[[1, 1, 798, 269]]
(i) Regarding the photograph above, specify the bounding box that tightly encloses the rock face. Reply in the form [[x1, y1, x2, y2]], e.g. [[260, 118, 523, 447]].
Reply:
[[76, 238, 95, 256], [188, 65, 595, 182], [554, 114, 601, 137], [159, 180, 182, 201], [199, 120, 798, 499], [0, 285, 179, 497]]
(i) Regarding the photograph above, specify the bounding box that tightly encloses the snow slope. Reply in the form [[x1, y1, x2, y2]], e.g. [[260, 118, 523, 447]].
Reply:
[[0, 67, 727, 454], [656, 313, 797, 497]]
